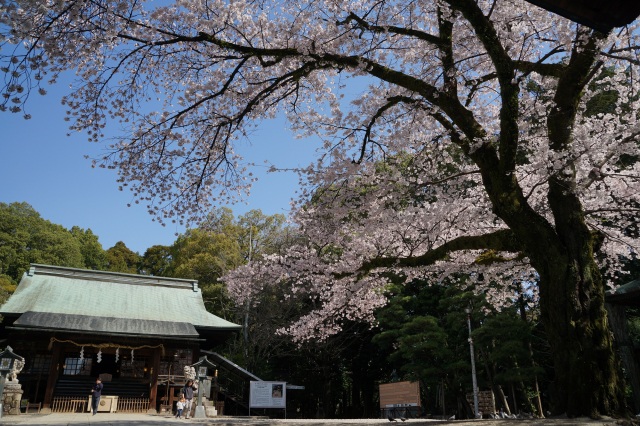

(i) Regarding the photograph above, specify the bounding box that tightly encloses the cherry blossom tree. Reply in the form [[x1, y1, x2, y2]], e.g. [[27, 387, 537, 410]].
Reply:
[[2, 0, 640, 417]]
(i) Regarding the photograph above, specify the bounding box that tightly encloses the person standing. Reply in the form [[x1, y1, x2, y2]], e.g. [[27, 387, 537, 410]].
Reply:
[[182, 380, 197, 419], [175, 395, 186, 419], [91, 378, 103, 415]]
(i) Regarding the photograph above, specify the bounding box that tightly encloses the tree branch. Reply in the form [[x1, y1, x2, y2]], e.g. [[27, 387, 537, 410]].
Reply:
[[358, 228, 521, 274], [336, 12, 445, 48]]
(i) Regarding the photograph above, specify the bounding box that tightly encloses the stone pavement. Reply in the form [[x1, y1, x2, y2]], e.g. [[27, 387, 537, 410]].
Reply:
[[0, 413, 628, 426]]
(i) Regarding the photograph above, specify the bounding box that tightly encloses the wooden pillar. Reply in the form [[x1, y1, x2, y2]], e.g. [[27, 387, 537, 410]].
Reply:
[[148, 347, 161, 413], [42, 341, 63, 413]]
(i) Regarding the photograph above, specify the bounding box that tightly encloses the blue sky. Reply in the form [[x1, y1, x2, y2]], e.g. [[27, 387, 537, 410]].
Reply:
[[0, 86, 319, 254]]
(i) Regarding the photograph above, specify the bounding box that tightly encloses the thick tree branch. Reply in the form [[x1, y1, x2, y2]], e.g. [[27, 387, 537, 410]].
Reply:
[[448, 0, 518, 176], [547, 29, 608, 251], [358, 228, 522, 274], [513, 55, 566, 79]]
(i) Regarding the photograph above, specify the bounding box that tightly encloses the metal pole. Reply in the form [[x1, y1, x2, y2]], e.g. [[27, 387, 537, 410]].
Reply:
[[466, 309, 479, 417]]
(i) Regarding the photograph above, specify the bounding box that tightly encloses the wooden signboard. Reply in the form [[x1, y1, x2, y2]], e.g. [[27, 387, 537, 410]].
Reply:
[[379, 381, 421, 408], [466, 390, 496, 415]]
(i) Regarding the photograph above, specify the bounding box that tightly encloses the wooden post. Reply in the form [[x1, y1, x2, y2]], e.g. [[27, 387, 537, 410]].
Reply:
[[148, 347, 161, 413], [42, 342, 63, 413]]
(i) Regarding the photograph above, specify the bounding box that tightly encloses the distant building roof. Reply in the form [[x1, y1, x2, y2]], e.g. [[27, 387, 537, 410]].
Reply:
[[0, 264, 240, 339], [606, 279, 640, 306]]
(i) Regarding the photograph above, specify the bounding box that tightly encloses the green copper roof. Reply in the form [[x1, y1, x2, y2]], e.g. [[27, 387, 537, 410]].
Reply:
[[0, 264, 241, 335]]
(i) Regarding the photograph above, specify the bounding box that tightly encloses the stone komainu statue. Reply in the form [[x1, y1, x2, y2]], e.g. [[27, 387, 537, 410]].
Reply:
[[183, 365, 196, 381], [7, 359, 24, 381]]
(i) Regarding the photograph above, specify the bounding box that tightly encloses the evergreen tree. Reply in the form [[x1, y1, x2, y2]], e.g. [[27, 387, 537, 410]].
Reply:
[[105, 241, 140, 273]]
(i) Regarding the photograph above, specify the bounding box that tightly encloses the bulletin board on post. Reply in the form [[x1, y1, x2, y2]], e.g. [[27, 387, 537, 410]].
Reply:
[[379, 381, 421, 419], [249, 381, 287, 409]]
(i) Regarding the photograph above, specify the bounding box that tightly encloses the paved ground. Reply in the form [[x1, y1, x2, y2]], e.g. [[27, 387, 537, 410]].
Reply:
[[0, 413, 631, 426]]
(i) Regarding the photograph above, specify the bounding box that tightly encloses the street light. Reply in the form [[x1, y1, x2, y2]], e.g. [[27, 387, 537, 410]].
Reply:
[[465, 306, 479, 418]]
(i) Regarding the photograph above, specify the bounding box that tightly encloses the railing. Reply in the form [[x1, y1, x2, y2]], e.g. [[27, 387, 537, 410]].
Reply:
[[117, 397, 149, 413], [51, 396, 149, 413], [51, 396, 87, 413]]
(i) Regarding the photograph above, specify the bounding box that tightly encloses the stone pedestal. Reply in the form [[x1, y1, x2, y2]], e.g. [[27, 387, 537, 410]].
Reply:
[[2, 381, 24, 416], [193, 405, 206, 419], [205, 405, 218, 417], [193, 396, 217, 418]]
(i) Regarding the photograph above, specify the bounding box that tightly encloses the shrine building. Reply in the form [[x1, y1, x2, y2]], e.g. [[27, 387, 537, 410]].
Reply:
[[0, 264, 241, 413]]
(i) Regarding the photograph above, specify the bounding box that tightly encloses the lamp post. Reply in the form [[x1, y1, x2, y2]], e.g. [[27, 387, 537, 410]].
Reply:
[[465, 307, 479, 418]]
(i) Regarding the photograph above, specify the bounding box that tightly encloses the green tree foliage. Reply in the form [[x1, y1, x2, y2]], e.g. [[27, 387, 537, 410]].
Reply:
[[0, 202, 85, 282], [180, 208, 300, 369], [375, 283, 459, 386], [70, 226, 107, 270], [373, 282, 471, 416], [170, 209, 244, 319], [170, 207, 292, 320], [171, 228, 242, 284], [105, 241, 140, 273], [473, 311, 548, 416], [139, 245, 173, 276], [0, 274, 16, 305], [236, 209, 289, 259]]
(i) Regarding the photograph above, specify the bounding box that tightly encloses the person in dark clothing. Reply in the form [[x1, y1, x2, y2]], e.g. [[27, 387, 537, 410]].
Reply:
[[182, 380, 197, 419], [91, 378, 103, 415]]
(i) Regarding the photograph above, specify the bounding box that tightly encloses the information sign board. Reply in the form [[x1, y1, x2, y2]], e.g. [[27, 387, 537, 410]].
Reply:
[[249, 381, 286, 408], [379, 381, 421, 408]]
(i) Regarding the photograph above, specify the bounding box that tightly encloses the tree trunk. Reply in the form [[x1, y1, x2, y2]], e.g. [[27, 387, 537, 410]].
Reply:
[[532, 373, 545, 418], [537, 260, 624, 417], [535, 25, 625, 418]]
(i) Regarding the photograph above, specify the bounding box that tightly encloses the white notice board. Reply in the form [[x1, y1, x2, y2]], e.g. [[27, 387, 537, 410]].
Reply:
[[249, 381, 287, 408]]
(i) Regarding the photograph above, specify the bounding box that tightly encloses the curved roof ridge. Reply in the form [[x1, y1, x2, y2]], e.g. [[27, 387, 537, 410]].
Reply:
[[28, 264, 197, 290]]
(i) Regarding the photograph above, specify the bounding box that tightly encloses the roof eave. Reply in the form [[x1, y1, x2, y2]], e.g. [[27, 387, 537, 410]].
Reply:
[[6, 326, 205, 342]]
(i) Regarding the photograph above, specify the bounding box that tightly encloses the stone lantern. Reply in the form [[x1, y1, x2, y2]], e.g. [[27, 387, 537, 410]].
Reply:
[[190, 356, 218, 418], [0, 346, 25, 417]]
